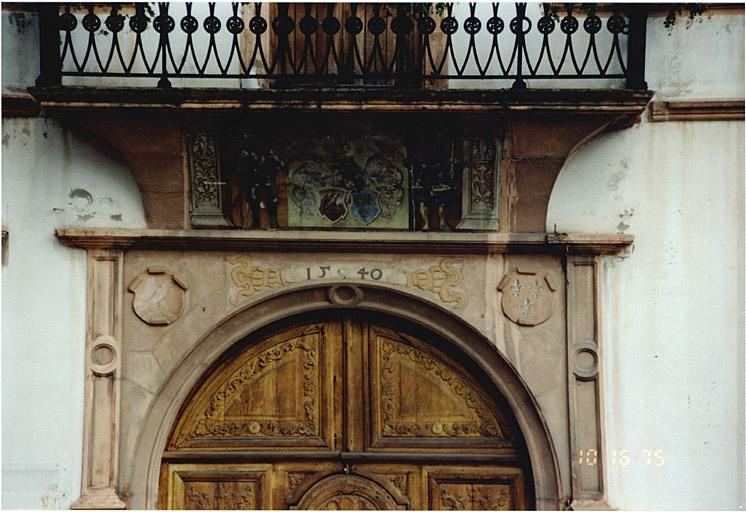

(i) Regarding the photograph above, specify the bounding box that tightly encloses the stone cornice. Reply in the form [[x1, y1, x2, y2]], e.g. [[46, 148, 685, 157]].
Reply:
[[55, 228, 633, 255], [2, 89, 40, 117], [649, 99, 745, 122], [30, 87, 653, 116]]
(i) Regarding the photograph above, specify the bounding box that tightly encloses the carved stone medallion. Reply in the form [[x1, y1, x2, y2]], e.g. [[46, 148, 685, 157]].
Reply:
[[498, 269, 555, 326], [128, 267, 188, 326]]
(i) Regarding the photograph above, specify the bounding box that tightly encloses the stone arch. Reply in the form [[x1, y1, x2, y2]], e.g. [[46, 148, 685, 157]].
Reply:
[[128, 282, 562, 509]]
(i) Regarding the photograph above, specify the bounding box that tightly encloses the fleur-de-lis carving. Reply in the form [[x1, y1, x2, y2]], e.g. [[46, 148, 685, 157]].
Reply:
[[509, 279, 522, 298], [519, 297, 533, 315], [527, 279, 543, 298]]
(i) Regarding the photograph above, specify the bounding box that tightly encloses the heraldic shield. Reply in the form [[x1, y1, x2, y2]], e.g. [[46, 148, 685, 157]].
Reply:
[[498, 269, 556, 326], [318, 187, 349, 224], [351, 189, 382, 225]]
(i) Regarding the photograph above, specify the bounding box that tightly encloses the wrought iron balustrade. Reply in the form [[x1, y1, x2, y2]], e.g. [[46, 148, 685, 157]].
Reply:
[[36, 2, 648, 90]]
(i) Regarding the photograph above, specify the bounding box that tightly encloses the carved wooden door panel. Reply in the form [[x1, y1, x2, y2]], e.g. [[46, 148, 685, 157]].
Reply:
[[160, 317, 529, 510]]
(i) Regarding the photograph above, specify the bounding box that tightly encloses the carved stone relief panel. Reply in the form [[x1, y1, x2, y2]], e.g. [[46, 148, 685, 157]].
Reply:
[[224, 255, 468, 311], [186, 130, 230, 228], [458, 132, 501, 231], [405, 258, 465, 309], [226, 255, 287, 304]]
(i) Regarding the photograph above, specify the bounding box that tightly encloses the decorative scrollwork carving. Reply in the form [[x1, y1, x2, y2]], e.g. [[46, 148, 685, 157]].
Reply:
[[185, 481, 256, 510], [388, 474, 407, 494], [287, 473, 308, 496], [227, 255, 286, 304], [439, 486, 471, 510], [469, 137, 496, 211], [405, 258, 465, 309], [437, 483, 511, 510]]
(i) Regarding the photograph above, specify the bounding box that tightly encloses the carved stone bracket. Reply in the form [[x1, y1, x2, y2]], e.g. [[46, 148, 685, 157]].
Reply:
[[565, 255, 610, 509], [71, 249, 127, 509], [458, 132, 500, 231], [186, 130, 230, 228]]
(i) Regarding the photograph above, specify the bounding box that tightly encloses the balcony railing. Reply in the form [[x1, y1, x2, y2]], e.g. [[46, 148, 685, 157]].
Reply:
[[36, 2, 648, 90]]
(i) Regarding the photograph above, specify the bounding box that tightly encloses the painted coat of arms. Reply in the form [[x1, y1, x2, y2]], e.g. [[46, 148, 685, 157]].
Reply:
[[287, 136, 408, 229], [498, 269, 556, 326]]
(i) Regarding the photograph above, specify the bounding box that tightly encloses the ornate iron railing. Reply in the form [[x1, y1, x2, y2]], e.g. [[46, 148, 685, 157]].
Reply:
[[36, 3, 648, 90]]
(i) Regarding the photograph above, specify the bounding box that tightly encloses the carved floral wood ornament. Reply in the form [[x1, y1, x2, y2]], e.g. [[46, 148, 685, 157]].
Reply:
[[170, 325, 326, 449], [498, 269, 556, 326], [375, 337, 503, 441]]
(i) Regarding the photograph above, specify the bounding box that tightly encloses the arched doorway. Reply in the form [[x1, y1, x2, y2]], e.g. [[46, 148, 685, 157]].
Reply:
[[158, 310, 534, 509]]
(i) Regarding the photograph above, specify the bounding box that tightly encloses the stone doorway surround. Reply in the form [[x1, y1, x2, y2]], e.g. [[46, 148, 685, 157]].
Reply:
[[57, 229, 631, 510]]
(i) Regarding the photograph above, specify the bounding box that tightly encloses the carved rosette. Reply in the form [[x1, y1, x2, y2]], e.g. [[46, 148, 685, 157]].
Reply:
[[458, 134, 500, 231]]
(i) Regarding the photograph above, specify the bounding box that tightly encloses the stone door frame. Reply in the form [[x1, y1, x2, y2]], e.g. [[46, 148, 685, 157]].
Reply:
[[58, 229, 626, 510], [127, 283, 562, 509]]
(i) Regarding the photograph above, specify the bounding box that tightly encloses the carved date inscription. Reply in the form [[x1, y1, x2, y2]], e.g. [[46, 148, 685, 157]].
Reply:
[[227, 258, 467, 309]]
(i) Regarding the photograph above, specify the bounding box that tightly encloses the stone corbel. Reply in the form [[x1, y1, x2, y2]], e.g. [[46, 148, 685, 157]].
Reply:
[[565, 255, 612, 510], [72, 249, 127, 509]]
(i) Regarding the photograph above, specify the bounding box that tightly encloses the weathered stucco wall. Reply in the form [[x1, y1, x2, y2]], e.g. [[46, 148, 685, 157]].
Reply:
[[1, 115, 146, 509], [547, 13, 745, 510]]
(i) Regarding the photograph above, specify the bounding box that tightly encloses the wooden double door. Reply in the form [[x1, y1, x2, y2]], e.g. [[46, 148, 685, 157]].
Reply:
[[159, 315, 530, 509]]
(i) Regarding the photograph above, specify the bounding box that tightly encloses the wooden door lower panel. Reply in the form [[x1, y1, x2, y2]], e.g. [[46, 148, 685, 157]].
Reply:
[[422, 466, 525, 510], [160, 462, 525, 510], [163, 464, 273, 510]]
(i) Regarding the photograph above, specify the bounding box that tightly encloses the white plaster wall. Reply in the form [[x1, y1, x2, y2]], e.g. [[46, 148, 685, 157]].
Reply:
[[1, 10, 39, 90], [1, 116, 146, 509], [646, 12, 744, 100], [547, 12, 744, 510]]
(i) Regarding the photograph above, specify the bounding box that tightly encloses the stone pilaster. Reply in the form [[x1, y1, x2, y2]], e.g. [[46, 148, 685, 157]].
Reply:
[[72, 249, 127, 509], [565, 254, 612, 510]]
